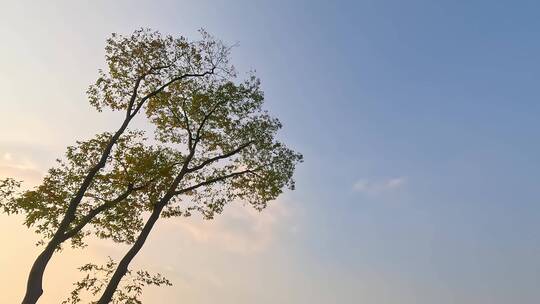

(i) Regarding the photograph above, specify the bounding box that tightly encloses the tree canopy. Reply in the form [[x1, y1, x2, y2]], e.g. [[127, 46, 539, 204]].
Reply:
[[0, 28, 302, 304]]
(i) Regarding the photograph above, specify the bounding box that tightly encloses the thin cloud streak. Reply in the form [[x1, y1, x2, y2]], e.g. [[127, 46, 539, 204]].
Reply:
[[168, 199, 294, 255], [352, 177, 407, 195]]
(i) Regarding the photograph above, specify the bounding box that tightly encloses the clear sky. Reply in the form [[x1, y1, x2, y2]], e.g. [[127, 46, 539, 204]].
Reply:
[[1, 0, 539, 303]]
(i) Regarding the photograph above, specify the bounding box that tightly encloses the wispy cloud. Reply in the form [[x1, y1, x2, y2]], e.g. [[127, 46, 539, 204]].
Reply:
[[352, 177, 407, 195], [166, 199, 295, 255], [0, 150, 44, 186]]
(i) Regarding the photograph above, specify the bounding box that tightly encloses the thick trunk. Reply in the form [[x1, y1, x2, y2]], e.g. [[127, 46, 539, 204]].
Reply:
[[96, 203, 165, 304], [20, 240, 58, 304]]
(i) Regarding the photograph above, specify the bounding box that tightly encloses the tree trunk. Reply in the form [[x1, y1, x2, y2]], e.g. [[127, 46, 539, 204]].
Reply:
[[20, 240, 58, 304], [96, 203, 165, 304], [20, 117, 132, 304], [95, 143, 196, 304]]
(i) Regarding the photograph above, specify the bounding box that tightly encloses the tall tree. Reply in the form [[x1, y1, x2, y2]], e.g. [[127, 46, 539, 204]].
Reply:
[[94, 67, 302, 303], [0, 29, 232, 304]]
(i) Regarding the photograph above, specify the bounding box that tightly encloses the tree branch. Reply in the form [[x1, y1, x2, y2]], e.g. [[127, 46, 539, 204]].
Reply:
[[126, 75, 145, 118], [192, 97, 225, 146], [173, 168, 257, 196], [147, 64, 172, 75], [180, 102, 194, 150], [187, 141, 254, 173], [129, 67, 216, 119], [166, 101, 193, 150], [61, 181, 148, 242]]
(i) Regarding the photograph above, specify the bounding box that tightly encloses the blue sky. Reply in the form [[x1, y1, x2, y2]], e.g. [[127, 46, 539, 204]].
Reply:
[[0, 0, 539, 303]]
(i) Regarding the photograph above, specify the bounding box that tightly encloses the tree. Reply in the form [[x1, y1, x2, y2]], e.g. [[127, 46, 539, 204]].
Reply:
[[0, 28, 233, 304], [1, 28, 301, 304], [93, 59, 302, 304]]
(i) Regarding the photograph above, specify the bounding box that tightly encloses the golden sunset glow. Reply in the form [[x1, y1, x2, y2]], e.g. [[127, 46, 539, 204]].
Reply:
[[2, 1, 540, 304]]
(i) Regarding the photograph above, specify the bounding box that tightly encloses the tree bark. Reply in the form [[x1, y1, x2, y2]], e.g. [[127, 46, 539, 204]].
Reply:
[[95, 202, 166, 304], [95, 147, 194, 304], [20, 240, 58, 304]]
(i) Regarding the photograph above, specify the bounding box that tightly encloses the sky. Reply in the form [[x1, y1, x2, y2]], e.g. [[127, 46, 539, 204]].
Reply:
[[1, 0, 539, 303]]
